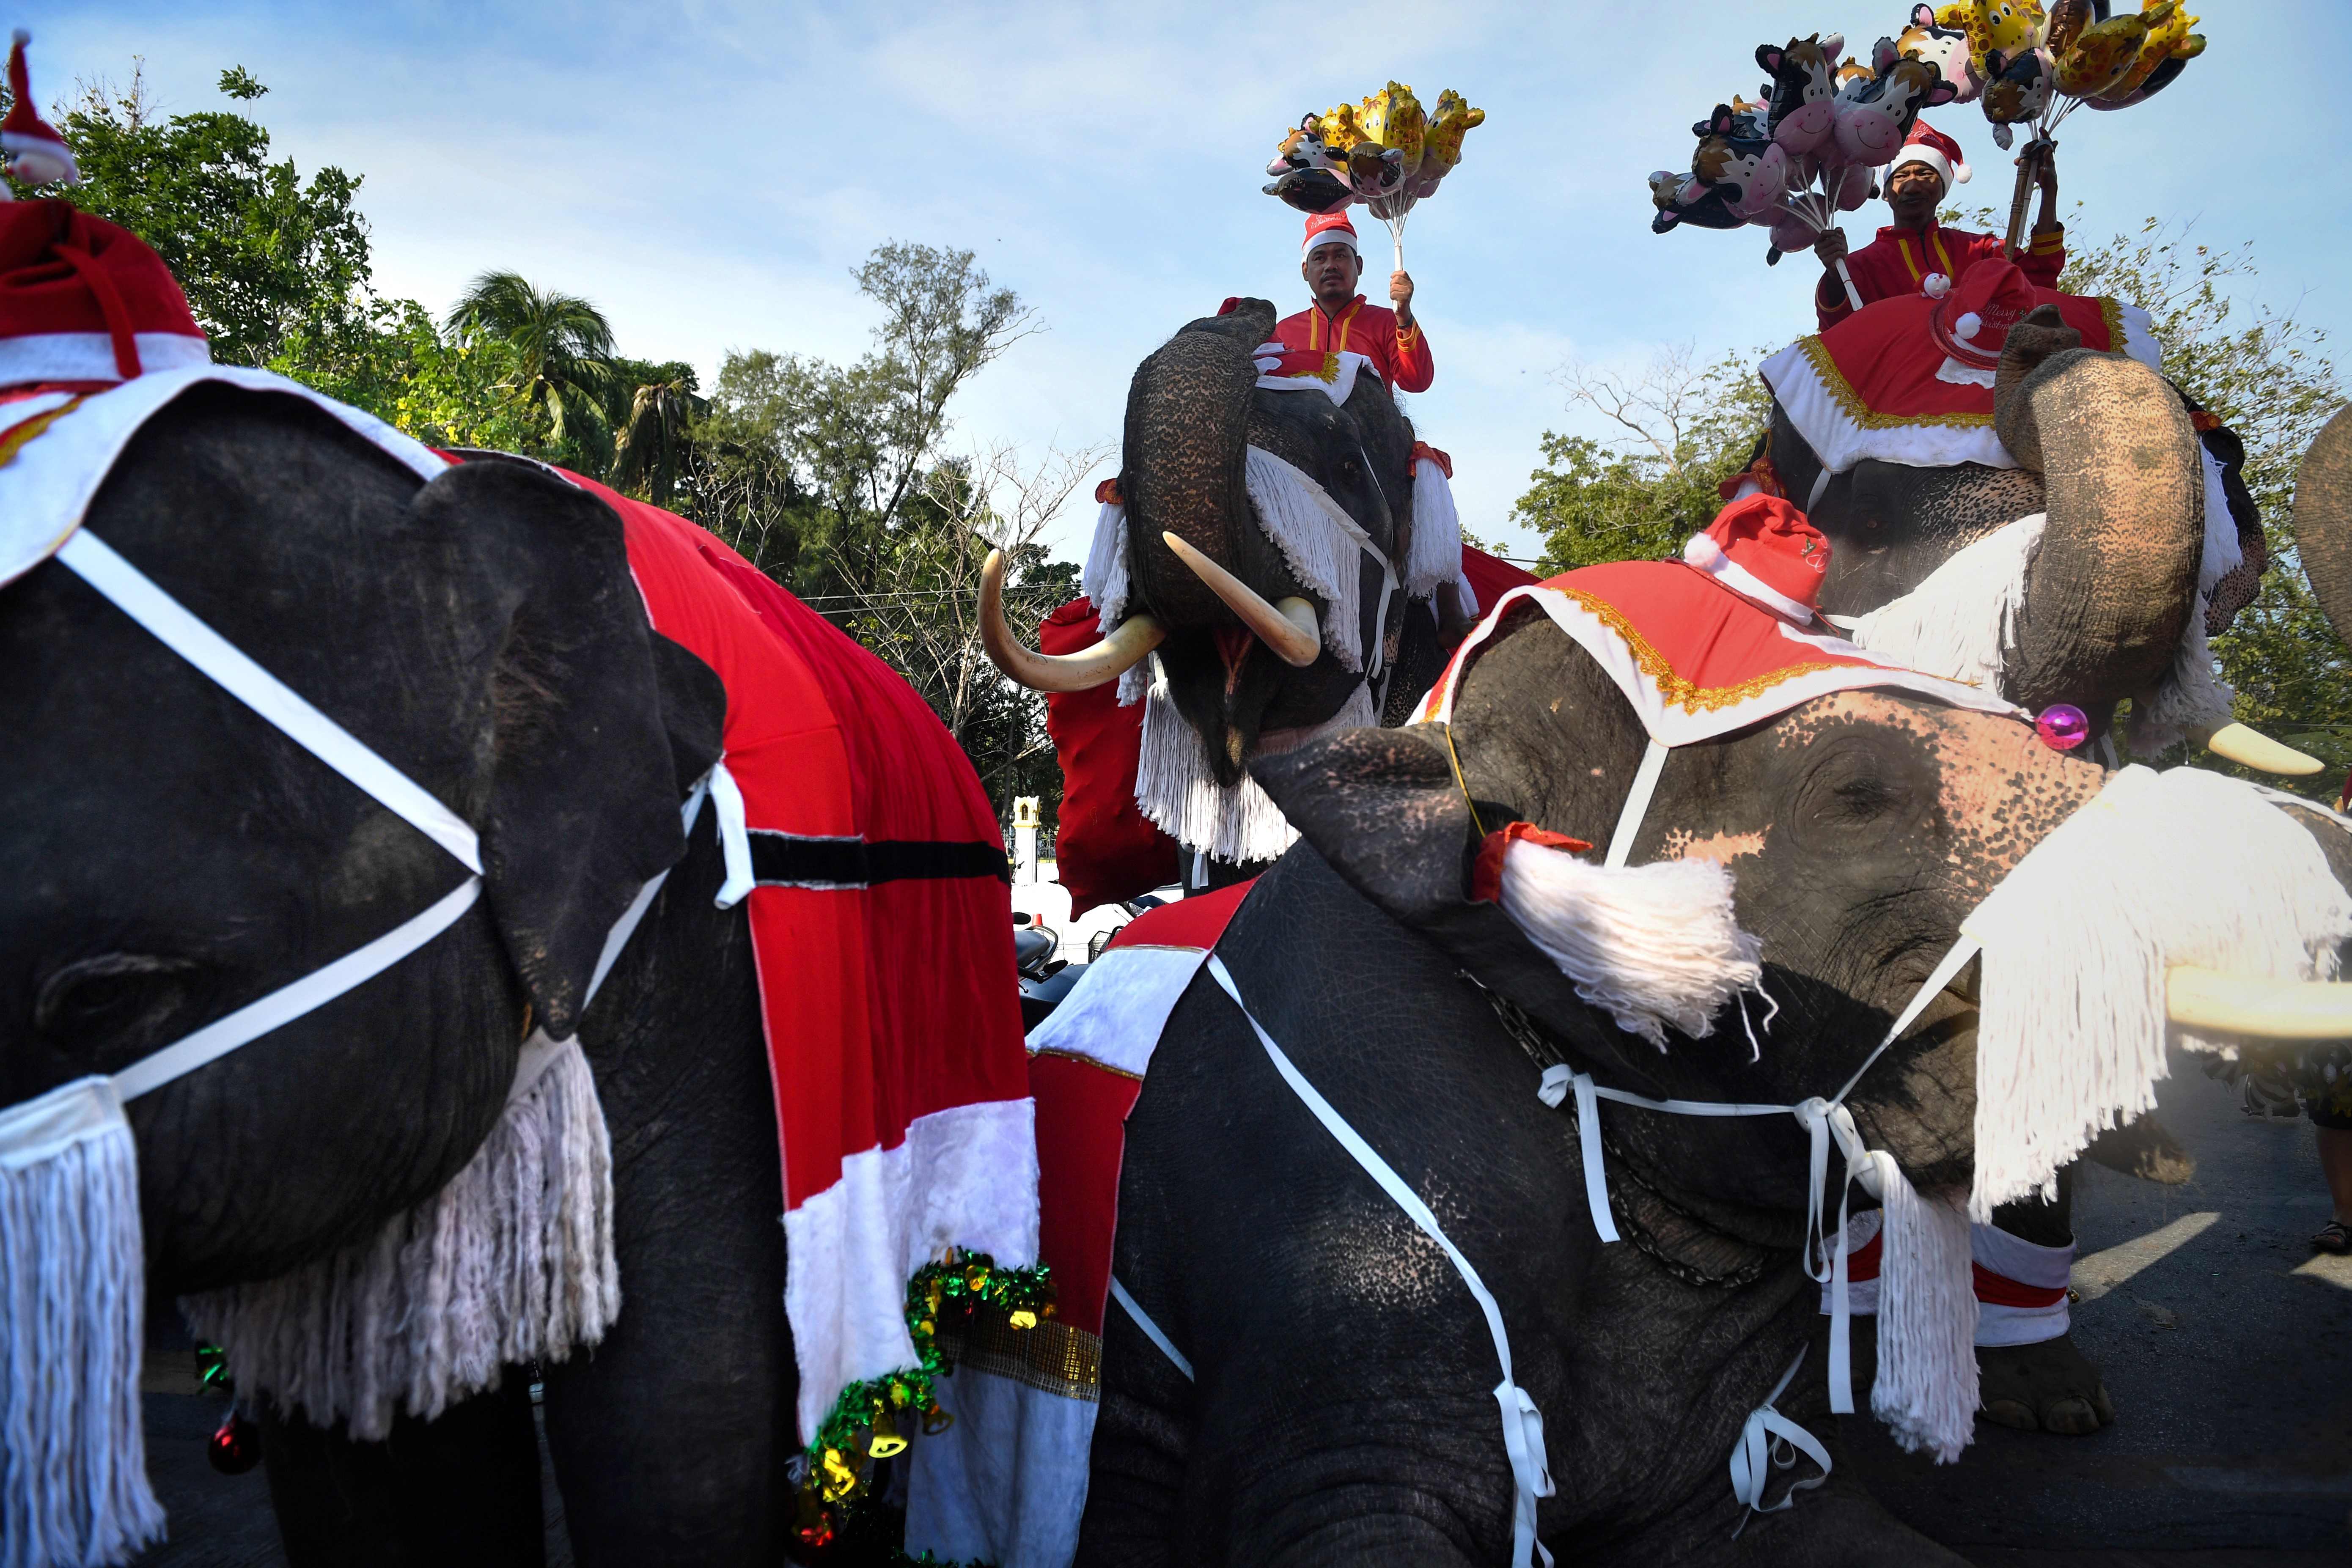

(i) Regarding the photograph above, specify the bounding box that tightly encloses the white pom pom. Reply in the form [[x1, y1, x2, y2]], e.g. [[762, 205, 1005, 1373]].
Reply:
[[1922, 272, 1951, 299], [7, 145, 75, 186], [1954, 311, 1982, 342], [1683, 533, 1728, 568]]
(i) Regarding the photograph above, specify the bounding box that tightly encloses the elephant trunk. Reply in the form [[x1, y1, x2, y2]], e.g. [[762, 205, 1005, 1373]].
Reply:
[[2294, 406, 2352, 649], [1123, 300, 1283, 627], [1995, 307, 2204, 712]]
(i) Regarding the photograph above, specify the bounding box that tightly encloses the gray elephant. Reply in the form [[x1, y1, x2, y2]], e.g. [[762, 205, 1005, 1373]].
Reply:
[[981, 299, 1476, 881], [1065, 317, 2352, 1563], [0, 379, 1025, 1566]]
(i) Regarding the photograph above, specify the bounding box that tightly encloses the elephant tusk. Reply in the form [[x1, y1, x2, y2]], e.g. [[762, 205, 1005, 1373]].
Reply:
[[1159, 532, 1322, 668], [978, 549, 1163, 692], [2199, 722, 2326, 777], [2168, 966, 2352, 1041]]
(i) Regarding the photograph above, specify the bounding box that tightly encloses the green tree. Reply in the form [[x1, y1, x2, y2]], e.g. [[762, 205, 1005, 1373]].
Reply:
[[609, 358, 704, 508], [1514, 345, 1772, 574], [445, 270, 619, 465], [36, 64, 373, 367]]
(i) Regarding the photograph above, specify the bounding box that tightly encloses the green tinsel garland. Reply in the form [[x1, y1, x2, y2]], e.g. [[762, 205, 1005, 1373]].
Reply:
[[794, 1250, 1054, 1546]]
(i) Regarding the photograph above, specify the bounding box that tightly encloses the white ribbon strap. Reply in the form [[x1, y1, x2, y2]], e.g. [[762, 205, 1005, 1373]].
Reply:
[[1604, 740, 1670, 868], [57, 530, 483, 875], [1728, 1347, 1832, 1526], [1207, 955, 1554, 1568], [112, 876, 484, 1102], [1109, 1275, 1195, 1382], [585, 774, 714, 1007], [706, 760, 756, 909]]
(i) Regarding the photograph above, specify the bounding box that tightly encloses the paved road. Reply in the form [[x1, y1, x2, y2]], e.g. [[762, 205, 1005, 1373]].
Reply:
[[133, 1050, 2348, 1565], [1849, 1051, 2352, 1564]]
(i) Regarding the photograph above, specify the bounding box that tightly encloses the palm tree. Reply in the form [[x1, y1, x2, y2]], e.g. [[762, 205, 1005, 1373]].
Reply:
[[610, 364, 705, 508], [445, 271, 618, 461]]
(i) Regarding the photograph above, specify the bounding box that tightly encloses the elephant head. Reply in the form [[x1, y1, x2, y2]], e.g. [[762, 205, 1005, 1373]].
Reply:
[[1755, 302, 2311, 774], [981, 299, 1468, 868], [0, 387, 714, 1296]]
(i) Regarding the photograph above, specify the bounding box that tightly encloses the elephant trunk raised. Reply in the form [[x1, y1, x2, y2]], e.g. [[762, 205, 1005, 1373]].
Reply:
[[1994, 306, 2204, 714]]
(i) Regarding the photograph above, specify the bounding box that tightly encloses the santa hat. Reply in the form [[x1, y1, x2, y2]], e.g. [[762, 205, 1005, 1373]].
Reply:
[[1930, 257, 2038, 372], [1682, 493, 1831, 623], [0, 200, 210, 384], [1302, 211, 1360, 261], [1889, 120, 1968, 189], [3, 31, 77, 188]]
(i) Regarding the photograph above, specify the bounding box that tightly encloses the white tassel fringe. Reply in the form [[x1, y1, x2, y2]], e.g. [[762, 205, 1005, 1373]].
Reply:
[[1244, 445, 1376, 671], [1845, 514, 2044, 692], [1404, 457, 1465, 601], [0, 1080, 166, 1568], [1961, 766, 2352, 1221], [1131, 658, 1374, 865], [1864, 1154, 1978, 1462], [1490, 838, 1764, 1047], [181, 1032, 620, 1440], [1081, 500, 1130, 633]]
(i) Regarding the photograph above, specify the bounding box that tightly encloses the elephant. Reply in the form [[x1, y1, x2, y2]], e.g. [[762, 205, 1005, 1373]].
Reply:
[[1731, 302, 2301, 1433], [0, 381, 1018, 1566], [1074, 331, 2352, 1565], [980, 299, 1470, 880]]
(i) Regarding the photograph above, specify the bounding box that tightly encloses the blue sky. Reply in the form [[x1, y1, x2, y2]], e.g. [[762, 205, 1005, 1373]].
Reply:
[[31, 1, 2351, 563]]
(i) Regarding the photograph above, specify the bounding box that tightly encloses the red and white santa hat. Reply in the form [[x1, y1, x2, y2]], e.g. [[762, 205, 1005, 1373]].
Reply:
[[1889, 120, 1969, 189], [1681, 493, 1831, 623], [3, 30, 77, 188], [0, 200, 211, 384], [1929, 256, 2039, 371], [1302, 210, 1360, 261]]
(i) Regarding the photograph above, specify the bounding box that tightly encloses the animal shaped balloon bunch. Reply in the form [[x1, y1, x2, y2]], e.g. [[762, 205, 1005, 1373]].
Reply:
[[1648, 30, 1956, 310], [1264, 83, 1484, 268], [1924, 0, 2203, 148]]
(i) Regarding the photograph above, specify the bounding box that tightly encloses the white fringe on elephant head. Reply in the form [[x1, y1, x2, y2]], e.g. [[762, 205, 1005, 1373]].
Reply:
[[1842, 440, 2245, 752], [1084, 445, 1476, 865]]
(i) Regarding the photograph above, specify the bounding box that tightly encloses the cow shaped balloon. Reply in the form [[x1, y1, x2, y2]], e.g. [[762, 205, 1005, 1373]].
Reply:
[[1689, 102, 1789, 222], [1898, 2, 1985, 103], [1833, 38, 1957, 164], [1756, 33, 1845, 154]]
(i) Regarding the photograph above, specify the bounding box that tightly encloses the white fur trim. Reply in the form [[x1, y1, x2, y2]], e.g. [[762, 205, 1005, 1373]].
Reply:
[[905, 1363, 1098, 1568], [1488, 835, 1764, 1048], [1935, 356, 1997, 388], [1256, 351, 1371, 406], [1081, 500, 1130, 631], [1961, 766, 2352, 1222], [1891, 145, 1962, 186], [2116, 302, 2162, 372], [1404, 456, 1465, 600], [0, 365, 446, 589], [181, 1032, 622, 1441], [2200, 443, 2244, 585], [0, 1076, 167, 1568], [1760, 338, 2017, 475], [0, 330, 209, 384], [1845, 513, 2044, 691], [1026, 943, 1209, 1074], [1303, 228, 1360, 260], [1681, 533, 1819, 623], [780, 1096, 1039, 1441]]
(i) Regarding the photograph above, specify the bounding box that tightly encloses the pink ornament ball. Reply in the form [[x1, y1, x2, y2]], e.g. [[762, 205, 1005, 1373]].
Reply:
[[2036, 704, 2090, 751]]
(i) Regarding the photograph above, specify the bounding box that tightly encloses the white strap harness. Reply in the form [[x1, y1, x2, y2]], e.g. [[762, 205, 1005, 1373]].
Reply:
[[12, 525, 751, 1129], [1202, 953, 1557, 1568]]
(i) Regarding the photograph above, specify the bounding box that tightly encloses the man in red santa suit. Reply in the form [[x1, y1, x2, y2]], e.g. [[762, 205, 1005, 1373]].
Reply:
[[1811, 121, 2063, 331], [1267, 211, 1434, 393]]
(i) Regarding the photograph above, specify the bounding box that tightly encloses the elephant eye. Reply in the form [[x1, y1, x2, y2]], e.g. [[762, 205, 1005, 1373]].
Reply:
[[34, 953, 208, 1057]]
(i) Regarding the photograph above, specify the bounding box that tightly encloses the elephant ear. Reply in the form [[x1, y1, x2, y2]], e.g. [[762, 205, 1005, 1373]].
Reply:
[[409, 461, 698, 1038]]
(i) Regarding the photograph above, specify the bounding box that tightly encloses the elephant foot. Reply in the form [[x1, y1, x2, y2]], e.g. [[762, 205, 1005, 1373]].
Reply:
[[1977, 1332, 2115, 1435]]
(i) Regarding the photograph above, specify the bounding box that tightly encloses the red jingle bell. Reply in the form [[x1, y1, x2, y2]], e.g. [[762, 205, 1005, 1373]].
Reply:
[[208, 1411, 261, 1475]]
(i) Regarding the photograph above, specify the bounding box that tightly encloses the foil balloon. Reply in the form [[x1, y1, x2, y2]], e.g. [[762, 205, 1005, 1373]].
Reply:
[[1357, 81, 1427, 181], [1898, 2, 1985, 103], [2082, 42, 2194, 110], [1967, 0, 2049, 77], [1264, 167, 1355, 214], [1690, 103, 1790, 221], [1421, 89, 1484, 179], [2054, 6, 2159, 97], [1982, 44, 2055, 129], [1651, 175, 1748, 233], [1318, 102, 1366, 154], [1833, 41, 1959, 164], [1345, 141, 1405, 201], [1756, 34, 1845, 154], [2043, 0, 2096, 54], [2096, 2, 2195, 101]]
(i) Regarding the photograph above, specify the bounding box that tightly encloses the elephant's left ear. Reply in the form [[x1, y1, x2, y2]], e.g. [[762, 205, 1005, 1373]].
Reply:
[[409, 461, 695, 1038]]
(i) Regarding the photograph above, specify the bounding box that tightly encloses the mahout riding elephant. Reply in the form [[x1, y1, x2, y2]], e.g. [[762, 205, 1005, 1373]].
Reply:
[[981, 299, 1472, 879], [0, 378, 1021, 1566], [1073, 325, 2352, 1563]]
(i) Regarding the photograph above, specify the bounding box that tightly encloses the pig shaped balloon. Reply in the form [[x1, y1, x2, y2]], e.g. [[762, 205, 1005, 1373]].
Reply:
[[1898, 2, 1985, 102], [1756, 33, 1845, 154], [1834, 38, 1957, 163], [1690, 102, 1789, 221]]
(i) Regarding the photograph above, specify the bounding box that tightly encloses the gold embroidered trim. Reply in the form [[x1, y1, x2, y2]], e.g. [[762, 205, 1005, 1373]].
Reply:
[[1555, 584, 1849, 713], [938, 1306, 1101, 1401], [0, 395, 85, 468], [1030, 1046, 1142, 1082], [1797, 336, 1995, 431]]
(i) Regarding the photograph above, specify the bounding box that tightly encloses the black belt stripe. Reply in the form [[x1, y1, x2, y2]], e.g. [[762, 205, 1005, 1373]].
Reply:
[[747, 829, 1010, 890]]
